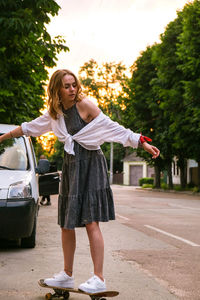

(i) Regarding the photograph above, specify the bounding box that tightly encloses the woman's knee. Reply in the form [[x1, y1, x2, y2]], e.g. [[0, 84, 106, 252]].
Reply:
[[85, 221, 100, 234], [61, 227, 75, 235]]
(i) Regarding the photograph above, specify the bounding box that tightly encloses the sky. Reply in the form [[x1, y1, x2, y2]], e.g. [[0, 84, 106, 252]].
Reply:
[[47, 0, 190, 77]]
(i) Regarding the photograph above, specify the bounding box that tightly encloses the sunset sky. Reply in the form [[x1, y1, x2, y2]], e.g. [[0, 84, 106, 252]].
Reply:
[[47, 0, 189, 77]]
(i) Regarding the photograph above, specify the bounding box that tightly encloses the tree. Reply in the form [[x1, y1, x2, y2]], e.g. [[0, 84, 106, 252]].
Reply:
[[0, 0, 68, 124], [122, 45, 167, 188], [79, 59, 127, 120], [151, 15, 187, 188], [176, 0, 200, 189], [79, 60, 128, 174], [48, 138, 64, 171]]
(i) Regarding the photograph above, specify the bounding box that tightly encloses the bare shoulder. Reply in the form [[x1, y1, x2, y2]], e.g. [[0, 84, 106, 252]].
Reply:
[[77, 97, 100, 120], [78, 97, 99, 110]]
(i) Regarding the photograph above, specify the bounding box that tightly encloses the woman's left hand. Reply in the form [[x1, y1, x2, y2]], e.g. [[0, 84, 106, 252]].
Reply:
[[142, 142, 160, 159]]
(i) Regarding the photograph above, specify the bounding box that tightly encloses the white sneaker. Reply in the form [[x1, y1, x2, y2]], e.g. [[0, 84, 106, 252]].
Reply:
[[78, 275, 106, 293], [44, 271, 74, 288]]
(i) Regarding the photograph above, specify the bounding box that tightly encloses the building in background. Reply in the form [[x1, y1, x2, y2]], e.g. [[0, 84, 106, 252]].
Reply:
[[123, 153, 199, 187], [172, 158, 198, 186], [123, 152, 154, 186]]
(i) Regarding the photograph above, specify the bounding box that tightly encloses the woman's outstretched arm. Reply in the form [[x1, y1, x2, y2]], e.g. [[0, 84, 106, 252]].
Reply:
[[0, 126, 24, 142]]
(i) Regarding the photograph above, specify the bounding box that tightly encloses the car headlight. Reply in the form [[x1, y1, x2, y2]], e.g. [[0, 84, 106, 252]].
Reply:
[[8, 181, 32, 199]]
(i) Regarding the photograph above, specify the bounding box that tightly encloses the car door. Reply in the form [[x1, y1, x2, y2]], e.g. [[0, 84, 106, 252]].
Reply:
[[39, 171, 60, 196]]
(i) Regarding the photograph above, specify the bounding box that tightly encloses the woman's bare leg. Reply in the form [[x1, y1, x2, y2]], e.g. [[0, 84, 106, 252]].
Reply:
[[61, 228, 76, 276], [86, 222, 104, 281]]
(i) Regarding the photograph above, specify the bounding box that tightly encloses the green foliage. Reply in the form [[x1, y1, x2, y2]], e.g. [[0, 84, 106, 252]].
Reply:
[[150, 16, 185, 188], [173, 185, 183, 191], [121, 0, 200, 188], [48, 138, 64, 170], [161, 182, 168, 190], [79, 60, 128, 173], [33, 138, 46, 162], [142, 184, 153, 189], [139, 177, 154, 186], [32, 138, 50, 163], [33, 137, 64, 170], [79, 59, 127, 119], [121, 45, 167, 187], [176, 0, 200, 166], [0, 0, 69, 125], [192, 186, 200, 193], [101, 142, 125, 173], [78, 1, 200, 188]]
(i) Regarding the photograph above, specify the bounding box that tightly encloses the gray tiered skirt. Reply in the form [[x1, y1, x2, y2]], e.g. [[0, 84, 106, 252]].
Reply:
[[58, 142, 115, 229]]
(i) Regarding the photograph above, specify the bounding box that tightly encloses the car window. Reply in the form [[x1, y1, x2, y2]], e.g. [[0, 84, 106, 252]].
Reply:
[[0, 135, 29, 170]]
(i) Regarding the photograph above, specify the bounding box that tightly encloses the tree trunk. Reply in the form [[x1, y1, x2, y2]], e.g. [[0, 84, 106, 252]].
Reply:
[[197, 160, 200, 191], [154, 164, 161, 188], [179, 157, 187, 189], [167, 162, 173, 189]]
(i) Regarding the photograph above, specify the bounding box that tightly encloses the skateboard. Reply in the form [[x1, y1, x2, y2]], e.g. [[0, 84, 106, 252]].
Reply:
[[38, 279, 119, 300]]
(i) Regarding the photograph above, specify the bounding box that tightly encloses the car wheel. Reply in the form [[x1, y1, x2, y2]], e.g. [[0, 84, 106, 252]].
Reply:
[[21, 217, 37, 248]]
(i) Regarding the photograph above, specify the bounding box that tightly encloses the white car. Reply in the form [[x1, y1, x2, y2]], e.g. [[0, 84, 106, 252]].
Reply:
[[0, 124, 59, 248]]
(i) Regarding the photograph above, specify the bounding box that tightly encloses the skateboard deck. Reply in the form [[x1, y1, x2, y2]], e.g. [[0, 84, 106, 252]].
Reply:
[[38, 279, 119, 300]]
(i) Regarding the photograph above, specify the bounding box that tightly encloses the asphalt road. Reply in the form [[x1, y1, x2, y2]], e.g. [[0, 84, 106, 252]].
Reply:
[[0, 185, 200, 300], [114, 185, 200, 300]]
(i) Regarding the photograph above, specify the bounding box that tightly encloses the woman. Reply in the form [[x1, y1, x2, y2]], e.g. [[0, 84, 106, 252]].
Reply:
[[0, 69, 160, 293]]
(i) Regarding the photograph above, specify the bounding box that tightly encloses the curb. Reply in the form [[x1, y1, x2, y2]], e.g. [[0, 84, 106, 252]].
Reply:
[[135, 187, 200, 197]]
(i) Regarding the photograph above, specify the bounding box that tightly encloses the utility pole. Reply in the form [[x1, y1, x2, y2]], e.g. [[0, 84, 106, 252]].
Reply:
[[110, 142, 113, 184]]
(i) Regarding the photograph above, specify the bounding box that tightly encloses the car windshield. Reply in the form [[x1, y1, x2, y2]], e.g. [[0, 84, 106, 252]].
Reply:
[[0, 135, 29, 170]]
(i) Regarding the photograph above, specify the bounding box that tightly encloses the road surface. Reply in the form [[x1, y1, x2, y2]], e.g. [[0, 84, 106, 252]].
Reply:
[[0, 185, 200, 300]]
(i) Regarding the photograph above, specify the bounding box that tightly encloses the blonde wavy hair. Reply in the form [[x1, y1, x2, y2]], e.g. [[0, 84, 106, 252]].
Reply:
[[47, 69, 84, 120]]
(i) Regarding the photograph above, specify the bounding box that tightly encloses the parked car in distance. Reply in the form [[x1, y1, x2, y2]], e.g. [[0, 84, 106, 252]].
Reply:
[[0, 124, 60, 248]]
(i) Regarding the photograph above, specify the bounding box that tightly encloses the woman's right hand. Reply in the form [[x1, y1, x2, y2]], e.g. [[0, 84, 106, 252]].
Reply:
[[143, 142, 160, 159]]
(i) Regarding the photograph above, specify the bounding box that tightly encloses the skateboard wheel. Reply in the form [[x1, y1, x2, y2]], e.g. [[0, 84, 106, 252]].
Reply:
[[45, 293, 52, 300], [63, 291, 70, 299]]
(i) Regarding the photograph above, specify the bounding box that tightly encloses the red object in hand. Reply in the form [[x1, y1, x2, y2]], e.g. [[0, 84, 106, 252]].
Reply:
[[140, 135, 152, 144]]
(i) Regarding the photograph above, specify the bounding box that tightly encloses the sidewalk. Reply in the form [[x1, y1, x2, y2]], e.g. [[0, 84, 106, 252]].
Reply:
[[135, 186, 200, 197]]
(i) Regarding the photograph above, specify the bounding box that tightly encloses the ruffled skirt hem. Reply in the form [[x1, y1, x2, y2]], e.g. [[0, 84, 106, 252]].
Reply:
[[58, 187, 115, 229]]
